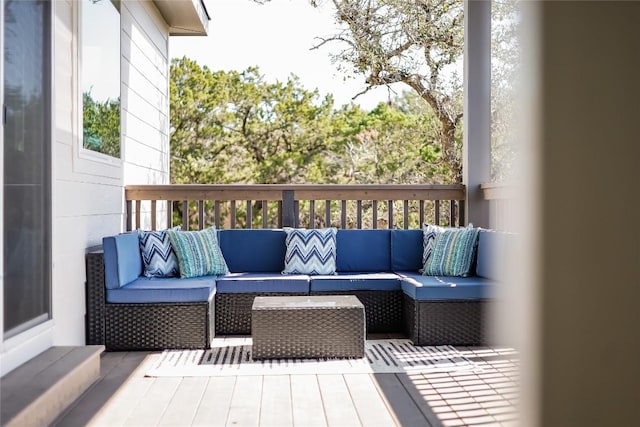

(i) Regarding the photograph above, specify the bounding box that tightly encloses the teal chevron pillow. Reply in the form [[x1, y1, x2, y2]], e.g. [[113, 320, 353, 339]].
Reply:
[[283, 228, 337, 275], [166, 227, 229, 278], [423, 227, 480, 277]]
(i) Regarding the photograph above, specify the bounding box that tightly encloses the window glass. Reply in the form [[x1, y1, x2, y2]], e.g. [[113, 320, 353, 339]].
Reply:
[[3, 0, 52, 337], [81, 0, 121, 158]]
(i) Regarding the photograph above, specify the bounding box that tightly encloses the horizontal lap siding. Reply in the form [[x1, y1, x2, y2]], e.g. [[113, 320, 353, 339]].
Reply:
[[49, 0, 171, 348]]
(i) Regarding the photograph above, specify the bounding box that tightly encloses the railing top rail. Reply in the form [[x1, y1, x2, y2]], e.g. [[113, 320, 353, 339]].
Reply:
[[126, 184, 466, 201], [480, 182, 513, 200]]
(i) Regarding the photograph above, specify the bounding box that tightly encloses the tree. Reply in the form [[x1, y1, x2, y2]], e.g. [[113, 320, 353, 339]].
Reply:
[[309, 0, 464, 181], [170, 57, 344, 185]]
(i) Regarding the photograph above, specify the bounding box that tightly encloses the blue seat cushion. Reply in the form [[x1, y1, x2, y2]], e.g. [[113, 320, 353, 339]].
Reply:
[[310, 272, 401, 292], [390, 229, 423, 272], [106, 275, 216, 303], [398, 272, 492, 300], [218, 229, 286, 273], [103, 232, 143, 289], [215, 272, 310, 293], [336, 229, 391, 272]]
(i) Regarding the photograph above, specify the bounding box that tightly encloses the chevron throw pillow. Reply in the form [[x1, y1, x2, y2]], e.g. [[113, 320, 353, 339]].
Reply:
[[422, 223, 447, 267], [283, 228, 337, 275], [138, 227, 181, 278]]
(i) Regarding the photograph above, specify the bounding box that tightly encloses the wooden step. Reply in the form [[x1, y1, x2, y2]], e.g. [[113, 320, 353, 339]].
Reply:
[[0, 345, 104, 427]]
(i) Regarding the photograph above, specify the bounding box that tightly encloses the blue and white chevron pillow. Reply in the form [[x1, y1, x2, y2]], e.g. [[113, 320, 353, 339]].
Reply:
[[282, 227, 337, 275], [138, 227, 181, 278]]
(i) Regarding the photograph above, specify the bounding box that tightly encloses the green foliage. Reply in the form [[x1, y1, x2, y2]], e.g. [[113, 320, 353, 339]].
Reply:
[[169, 58, 459, 227], [310, 0, 464, 181], [170, 57, 457, 187], [82, 91, 120, 157]]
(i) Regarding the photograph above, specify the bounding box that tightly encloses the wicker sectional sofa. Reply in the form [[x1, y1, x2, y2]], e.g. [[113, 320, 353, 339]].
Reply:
[[86, 228, 502, 351]]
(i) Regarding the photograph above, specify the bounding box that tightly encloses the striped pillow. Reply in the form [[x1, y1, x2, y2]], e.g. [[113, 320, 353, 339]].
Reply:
[[283, 228, 337, 275], [138, 227, 181, 277], [423, 227, 480, 277], [166, 227, 229, 278]]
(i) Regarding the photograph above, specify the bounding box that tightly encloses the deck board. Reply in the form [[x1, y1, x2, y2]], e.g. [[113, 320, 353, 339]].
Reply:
[[90, 377, 154, 427], [191, 377, 236, 426], [372, 373, 437, 427], [317, 374, 362, 427], [290, 375, 327, 427], [226, 376, 263, 426], [123, 377, 181, 426], [344, 374, 397, 427], [158, 377, 208, 426], [260, 375, 293, 426]]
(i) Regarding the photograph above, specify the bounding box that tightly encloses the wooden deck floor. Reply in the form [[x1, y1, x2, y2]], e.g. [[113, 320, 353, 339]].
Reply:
[[53, 345, 519, 427]]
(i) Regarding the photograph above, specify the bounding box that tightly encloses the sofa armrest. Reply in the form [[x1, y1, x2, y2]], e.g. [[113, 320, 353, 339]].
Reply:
[[85, 251, 106, 345]]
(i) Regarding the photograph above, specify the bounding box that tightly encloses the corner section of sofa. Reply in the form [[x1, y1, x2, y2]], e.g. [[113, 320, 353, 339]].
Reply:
[[86, 232, 216, 351]]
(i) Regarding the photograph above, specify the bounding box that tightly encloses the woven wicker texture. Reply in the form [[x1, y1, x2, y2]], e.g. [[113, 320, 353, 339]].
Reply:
[[215, 292, 307, 335], [310, 290, 403, 333], [105, 301, 212, 351], [403, 294, 488, 346], [85, 251, 214, 351], [85, 251, 106, 345], [252, 297, 365, 359]]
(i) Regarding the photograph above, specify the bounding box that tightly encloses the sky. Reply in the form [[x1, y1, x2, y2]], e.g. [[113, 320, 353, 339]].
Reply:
[[170, 0, 397, 110]]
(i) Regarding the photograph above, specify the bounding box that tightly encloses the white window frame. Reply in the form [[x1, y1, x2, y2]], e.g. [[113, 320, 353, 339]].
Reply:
[[72, 0, 123, 179]]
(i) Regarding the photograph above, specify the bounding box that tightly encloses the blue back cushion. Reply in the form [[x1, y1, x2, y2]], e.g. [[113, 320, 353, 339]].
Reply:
[[218, 229, 286, 272], [476, 230, 514, 280], [103, 232, 142, 289], [336, 229, 391, 272], [390, 229, 423, 272]]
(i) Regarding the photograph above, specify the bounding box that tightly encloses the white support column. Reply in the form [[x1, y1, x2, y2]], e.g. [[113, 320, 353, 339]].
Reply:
[[463, 0, 491, 227]]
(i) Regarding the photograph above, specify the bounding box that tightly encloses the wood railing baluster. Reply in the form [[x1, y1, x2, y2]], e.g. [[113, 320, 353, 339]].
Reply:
[[150, 200, 157, 230], [126, 200, 133, 231], [167, 200, 173, 229], [372, 200, 378, 229], [325, 200, 331, 227], [182, 201, 188, 230], [450, 200, 456, 227], [435, 200, 441, 225], [356, 200, 362, 229], [246, 200, 252, 229], [262, 200, 268, 229], [309, 200, 315, 228], [281, 190, 294, 227], [403, 200, 409, 229], [230, 201, 236, 229], [419, 200, 425, 227], [135, 200, 141, 230], [214, 201, 221, 229], [387, 200, 393, 229], [341, 200, 347, 229], [198, 201, 204, 230]]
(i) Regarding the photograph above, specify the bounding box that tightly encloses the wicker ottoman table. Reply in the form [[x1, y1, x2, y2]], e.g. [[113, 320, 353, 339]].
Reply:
[[251, 295, 365, 359]]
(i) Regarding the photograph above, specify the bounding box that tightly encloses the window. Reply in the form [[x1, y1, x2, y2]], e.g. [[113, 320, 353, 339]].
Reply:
[[81, 0, 121, 158], [3, 0, 52, 337]]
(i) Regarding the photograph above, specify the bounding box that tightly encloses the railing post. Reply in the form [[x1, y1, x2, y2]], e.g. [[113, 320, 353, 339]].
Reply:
[[282, 190, 295, 227]]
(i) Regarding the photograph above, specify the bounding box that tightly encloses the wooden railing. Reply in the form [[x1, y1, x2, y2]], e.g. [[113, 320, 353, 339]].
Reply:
[[125, 184, 466, 231], [480, 182, 514, 231]]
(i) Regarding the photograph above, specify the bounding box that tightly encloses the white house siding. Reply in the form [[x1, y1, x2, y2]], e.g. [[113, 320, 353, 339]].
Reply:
[[49, 0, 170, 347]]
